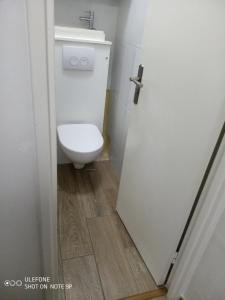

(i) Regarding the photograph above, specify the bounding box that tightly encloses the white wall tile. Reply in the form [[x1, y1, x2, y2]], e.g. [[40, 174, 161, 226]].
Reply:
[[109, 0, 148, 175]]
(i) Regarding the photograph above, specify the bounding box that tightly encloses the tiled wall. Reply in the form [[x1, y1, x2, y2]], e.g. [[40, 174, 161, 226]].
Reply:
[[109, 0, 149, 175]]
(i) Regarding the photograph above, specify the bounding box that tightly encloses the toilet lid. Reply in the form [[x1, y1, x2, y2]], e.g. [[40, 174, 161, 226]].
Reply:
[[57, 124, 104, 153]]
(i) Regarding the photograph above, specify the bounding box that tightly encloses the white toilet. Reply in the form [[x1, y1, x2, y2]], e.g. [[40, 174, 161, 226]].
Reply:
[[57, 124, 104, 169], [55, 27, 111, 168]]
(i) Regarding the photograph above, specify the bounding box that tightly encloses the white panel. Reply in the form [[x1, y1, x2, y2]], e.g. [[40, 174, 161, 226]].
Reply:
[[62, 46, 95, 70]]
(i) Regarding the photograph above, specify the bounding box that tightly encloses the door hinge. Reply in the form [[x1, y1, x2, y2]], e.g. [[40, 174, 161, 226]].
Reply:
[[171, 251, 179, 265]]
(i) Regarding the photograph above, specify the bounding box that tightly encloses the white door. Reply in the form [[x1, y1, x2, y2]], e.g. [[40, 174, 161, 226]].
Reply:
[[117, 0, 225, 285]]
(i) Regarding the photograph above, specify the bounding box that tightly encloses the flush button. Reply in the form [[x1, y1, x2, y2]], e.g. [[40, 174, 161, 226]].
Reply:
[[63, 45, 95, 71], [80, 57, 89, 66], [69, 56, 79, 66]]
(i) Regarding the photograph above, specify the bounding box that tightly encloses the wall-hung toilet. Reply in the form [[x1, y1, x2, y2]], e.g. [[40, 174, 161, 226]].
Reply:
[[55, 26, 111, 168], [57, 124, 104, 169]]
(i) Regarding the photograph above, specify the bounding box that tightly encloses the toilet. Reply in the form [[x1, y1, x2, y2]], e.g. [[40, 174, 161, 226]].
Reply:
[[55, 27, 111, 168], [57, 124, 104, 169]]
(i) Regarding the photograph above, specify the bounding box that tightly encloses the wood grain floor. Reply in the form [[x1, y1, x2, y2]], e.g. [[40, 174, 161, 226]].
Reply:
[[58, 161, 157, 300], [63, 256, 104, 300], [118, 288, 167, 300]]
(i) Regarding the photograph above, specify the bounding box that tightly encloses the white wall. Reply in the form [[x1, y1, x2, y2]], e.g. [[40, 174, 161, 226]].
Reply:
[[0, 1, 44, 299], [54, 0, 118, 86], [109, 0, 149, 174], [54, 0, 118, 39], [185, 187, 225, 300]]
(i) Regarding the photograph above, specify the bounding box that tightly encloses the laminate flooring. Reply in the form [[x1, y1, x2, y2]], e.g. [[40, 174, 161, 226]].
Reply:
[[58, 161, 156, 300]]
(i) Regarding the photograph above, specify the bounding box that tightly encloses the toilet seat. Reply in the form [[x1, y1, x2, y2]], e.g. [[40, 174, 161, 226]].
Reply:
[[57, 124, 103, 153]]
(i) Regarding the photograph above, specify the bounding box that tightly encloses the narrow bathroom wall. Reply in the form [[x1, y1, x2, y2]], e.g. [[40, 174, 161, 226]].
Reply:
[[109, 0, 149, 175], [54, 0, 118, 86], [0, 1, 44, 298]]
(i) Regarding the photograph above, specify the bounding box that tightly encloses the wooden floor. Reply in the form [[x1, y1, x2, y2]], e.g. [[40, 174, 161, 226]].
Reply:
[[58, 161, 157, 300]]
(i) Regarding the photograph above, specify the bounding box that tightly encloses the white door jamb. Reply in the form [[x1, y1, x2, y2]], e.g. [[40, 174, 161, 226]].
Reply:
[[168, 136, 225, 299]]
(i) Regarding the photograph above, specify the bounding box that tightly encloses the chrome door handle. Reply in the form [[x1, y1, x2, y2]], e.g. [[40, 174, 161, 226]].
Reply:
[[129, 77, 143, 88], [130, 64, 144, 104]]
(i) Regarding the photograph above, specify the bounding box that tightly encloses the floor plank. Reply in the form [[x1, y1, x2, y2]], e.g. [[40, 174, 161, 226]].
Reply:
[[115, 214, 134, 249], [87, 214, 136, 299], [74, 171, 97, 218], [63, 255, 104, 300], [87, 214, 156, 300], [88, 169, 117, 217], [58, 164, 78, 193], [58, 161, 157, 300], [58, 191, 93, 259], [95, 160, 119, 189], [125, 247, 156, 293], [58, 162, 118, 218], [118, 288, 167, 300]]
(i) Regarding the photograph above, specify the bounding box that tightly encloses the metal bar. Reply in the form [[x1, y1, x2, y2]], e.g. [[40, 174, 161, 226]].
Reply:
[[130, 65, 144, 104]]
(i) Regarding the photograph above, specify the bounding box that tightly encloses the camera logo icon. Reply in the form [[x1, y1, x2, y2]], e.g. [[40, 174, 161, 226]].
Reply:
[[4, 280, 10, 287], [4, 280, 22, 287]]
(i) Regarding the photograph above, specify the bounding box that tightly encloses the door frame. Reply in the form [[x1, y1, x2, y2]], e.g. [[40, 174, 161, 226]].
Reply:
[[26, 0, 58, 299], [29, 0, 225, 299], [168, 135, 225, 299]]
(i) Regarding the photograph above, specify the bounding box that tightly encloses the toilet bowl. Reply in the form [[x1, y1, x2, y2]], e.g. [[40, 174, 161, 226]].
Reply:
[[57, 124, 104, 169]]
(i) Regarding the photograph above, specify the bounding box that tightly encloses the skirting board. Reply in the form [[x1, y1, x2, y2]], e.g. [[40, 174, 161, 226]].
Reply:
[[118, 287, 167, 300]]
